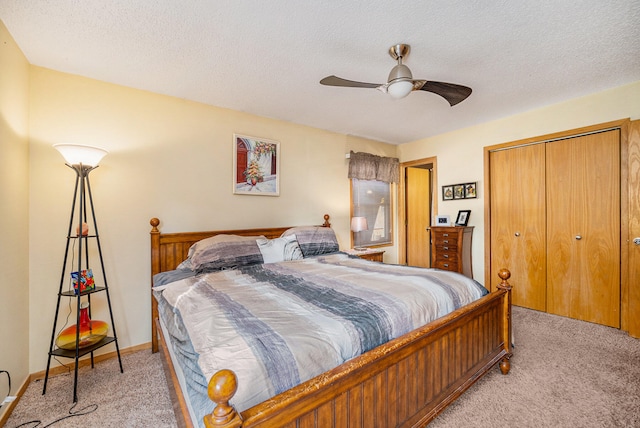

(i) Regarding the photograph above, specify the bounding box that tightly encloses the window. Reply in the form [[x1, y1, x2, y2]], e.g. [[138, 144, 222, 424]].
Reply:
[[351, 179, 392, 248]]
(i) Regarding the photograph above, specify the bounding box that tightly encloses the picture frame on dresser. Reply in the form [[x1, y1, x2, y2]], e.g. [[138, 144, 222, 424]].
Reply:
[[435, 214, 451, 226], [455, 210, 471, 226]]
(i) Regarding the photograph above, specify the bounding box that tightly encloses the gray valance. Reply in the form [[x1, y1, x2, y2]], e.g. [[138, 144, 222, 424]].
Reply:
[[348, 151, 399, 183]]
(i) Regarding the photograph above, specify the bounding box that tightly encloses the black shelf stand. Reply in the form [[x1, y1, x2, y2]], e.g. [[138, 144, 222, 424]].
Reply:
[[42, 163, 122, 402]]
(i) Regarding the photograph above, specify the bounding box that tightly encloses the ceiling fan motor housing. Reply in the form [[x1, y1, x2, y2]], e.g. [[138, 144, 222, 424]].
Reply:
[[388, 63, 412, 82]]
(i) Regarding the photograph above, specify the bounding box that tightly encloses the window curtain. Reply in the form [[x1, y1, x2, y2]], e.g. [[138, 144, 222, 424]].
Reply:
[[348, 151, 399, 183]]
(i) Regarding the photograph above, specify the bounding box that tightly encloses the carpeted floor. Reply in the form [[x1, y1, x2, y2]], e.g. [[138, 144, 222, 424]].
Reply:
[[5, 350, 177, 428], [5, 307, 640, 427]]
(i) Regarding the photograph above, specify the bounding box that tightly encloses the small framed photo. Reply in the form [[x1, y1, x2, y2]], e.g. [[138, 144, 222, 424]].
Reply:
[[442, 185, 454, 200], [464, 182, 477, 199], [233, 134, 280, 196], [455, 210, 471, 226], [453, 185, 465, 199], [435, 215, 451, 226]]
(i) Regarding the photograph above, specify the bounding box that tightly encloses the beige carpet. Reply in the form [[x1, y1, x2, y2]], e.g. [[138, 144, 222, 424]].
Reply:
[[5, 307, 640, 427], [5, 350, 177, 427]]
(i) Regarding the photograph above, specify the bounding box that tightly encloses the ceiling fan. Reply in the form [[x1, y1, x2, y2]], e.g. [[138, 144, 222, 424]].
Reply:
[[320, 44, 472, 106]]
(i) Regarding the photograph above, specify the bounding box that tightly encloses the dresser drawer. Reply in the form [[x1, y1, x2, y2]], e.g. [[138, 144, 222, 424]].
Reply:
[[433, 251, 456, 263], [434, 243, 458, 253], [433, 260, 459, 271]]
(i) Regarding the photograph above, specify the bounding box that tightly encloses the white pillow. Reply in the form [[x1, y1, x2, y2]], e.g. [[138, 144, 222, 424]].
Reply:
[[256, 234, 303, 263]]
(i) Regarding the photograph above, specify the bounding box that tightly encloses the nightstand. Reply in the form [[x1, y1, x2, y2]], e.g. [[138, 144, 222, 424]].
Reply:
[[345, 248, 385, 262]]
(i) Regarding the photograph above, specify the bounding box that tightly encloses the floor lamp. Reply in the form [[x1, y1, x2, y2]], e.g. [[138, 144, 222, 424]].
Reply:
[[43, 144, 122, 402]]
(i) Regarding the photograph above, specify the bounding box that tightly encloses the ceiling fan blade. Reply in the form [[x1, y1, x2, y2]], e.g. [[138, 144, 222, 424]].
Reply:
[[417, 81, 472, 106], [320, 75, 381, 89]]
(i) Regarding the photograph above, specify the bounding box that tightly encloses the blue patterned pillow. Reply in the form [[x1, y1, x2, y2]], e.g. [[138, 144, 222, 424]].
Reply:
[[281, 227, 339, 257]]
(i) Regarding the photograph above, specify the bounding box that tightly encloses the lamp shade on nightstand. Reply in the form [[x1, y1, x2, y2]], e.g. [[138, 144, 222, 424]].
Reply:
[[53, 144, 108, 167], [350, 216, 368, 232]]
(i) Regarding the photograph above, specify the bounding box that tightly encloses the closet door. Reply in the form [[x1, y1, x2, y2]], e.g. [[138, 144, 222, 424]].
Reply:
[[490, 144, 547, 310], [546, 130, 620, 327]]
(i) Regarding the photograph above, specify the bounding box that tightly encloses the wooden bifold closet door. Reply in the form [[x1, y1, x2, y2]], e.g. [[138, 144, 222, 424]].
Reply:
[[546, 130, 620, 327], [490, 129, 621, 328], [490, 144, 547, 311]]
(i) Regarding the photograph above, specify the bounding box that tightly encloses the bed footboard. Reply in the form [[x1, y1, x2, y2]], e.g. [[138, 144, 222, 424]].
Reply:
[[204, 269, 513, 428]]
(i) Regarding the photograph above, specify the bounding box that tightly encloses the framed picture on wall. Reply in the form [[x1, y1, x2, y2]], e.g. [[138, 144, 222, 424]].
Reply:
[[455, 210, 471, 226], [233, 134, 280, 196], [464, 182, 477, 198], [442, 185, 454, 200], [453, 184, 465, 199]]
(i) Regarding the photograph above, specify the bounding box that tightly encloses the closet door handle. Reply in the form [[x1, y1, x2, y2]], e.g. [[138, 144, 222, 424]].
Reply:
[[575, 235, 582, 240], [514, 232, 520, 237]]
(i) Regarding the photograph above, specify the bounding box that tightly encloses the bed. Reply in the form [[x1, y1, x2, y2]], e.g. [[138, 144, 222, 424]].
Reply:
[[150, 215, 513, 428]]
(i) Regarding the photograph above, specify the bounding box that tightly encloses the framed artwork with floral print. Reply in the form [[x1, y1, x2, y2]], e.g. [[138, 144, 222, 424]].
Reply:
[[233, 134, 280, 196]]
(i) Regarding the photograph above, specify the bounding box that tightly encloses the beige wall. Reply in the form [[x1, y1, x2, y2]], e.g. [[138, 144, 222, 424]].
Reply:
[[399, 80, 640, 282], [0, 20, 30, 411], [27, 67, 396, 372]]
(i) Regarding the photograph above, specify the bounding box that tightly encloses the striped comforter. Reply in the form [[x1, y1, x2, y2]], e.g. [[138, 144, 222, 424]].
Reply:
[[153, 252, 487, 423]]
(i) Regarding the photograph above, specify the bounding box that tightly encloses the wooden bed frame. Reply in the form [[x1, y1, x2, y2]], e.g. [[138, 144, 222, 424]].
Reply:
[[150, 215, 513, 428]]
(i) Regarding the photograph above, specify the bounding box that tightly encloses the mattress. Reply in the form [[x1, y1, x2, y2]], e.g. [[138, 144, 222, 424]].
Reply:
[[153, 252, 488, 427]]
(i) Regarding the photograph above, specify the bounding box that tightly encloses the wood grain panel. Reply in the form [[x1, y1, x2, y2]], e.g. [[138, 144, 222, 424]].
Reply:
[[489, 144, 547, 309], [629, 120, 640, 338], [546, 130, 620, 327], [406, 167, 432, 267]]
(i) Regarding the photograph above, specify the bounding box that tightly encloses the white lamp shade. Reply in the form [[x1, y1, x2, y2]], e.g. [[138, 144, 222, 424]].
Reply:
[[53, 144, 108, 167], [351, 216, 368, 233], [387, 80, 414, 99]]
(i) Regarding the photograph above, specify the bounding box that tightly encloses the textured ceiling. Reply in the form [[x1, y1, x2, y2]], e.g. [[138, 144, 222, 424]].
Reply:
[[1, 1, 639, 144]]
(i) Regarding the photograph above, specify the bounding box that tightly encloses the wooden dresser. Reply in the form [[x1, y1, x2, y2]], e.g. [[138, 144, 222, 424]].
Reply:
[[431, 226, 473, 278]]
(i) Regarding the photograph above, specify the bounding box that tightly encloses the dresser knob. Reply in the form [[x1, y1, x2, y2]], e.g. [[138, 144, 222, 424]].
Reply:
[[444, 254, 449, 258]]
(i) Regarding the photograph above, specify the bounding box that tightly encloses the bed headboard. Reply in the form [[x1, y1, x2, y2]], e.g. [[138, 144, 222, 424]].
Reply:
[[149, 214, 331, 352], [149, 214, 331, 276]]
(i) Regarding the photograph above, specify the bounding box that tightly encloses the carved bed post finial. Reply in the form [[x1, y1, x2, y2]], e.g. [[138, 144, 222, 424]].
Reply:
[[497, 268, 512, 291], [496, 268, 513, 374], [204, 370, 243, 428], [150, 217, 160, 233], [322, 214, 331, 227]]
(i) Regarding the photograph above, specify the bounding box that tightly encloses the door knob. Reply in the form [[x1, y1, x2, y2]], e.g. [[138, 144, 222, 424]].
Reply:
[[634, 237, 640, 246], [514, 232, 520, 237], [575, 235, 582, 240]]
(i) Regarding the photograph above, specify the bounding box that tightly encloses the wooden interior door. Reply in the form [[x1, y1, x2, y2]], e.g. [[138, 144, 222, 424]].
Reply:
[[546, 130, 621, 327], [406, 167, 432, 267], [490, 144, 547, 309]]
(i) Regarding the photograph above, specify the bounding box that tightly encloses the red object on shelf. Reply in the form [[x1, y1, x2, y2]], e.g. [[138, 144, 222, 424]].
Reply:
[[55, 302, 108, 350]]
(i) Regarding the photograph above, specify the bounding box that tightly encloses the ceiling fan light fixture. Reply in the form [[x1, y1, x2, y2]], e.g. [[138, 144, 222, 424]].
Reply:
[[387, 79, 414, 99], [386, 63, 414, 99]]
